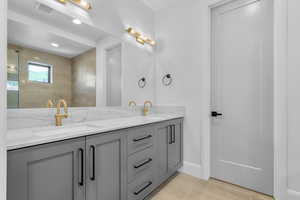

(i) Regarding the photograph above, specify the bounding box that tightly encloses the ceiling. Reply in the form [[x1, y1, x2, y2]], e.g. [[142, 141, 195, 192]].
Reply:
[[8, 20, 92, 58], [140, 0, 178, 11], [7, 0, 110, 58]]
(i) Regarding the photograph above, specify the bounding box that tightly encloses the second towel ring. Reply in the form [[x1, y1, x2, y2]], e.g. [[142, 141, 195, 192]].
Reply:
[[138, 77, 147, 88], [162, 74, 173, 86]]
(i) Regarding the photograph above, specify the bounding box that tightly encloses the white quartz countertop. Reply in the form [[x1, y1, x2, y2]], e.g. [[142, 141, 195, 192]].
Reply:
[[6, 114, 184, 150]]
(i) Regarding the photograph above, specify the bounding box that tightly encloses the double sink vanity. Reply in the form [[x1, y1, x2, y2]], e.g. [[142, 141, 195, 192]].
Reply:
[[6, 0, 184, 199], [6, 113, 184, 200]]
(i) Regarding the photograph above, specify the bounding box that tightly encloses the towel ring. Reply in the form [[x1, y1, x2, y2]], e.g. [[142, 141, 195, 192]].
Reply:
[[162, 74, 173, 86], [138, 77, 147, 88]]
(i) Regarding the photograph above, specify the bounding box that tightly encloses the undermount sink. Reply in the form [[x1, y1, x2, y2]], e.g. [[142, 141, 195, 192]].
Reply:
[[34, 125, 100, 137]]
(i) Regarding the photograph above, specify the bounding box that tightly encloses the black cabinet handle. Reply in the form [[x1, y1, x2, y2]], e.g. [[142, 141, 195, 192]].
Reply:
[[78, 148, 84, 186], [133, 135, 152, 142], [168, 126, 172, 144], [134, 158, 153, 169], [134, 181, 153, 195], [172, 125, 176, 144], [90, 145, 96, 181]]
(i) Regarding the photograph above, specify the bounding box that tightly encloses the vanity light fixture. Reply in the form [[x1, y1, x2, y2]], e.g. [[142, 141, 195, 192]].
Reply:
[[125, 27, 156, 47], [72, 18, 82, 25], [145, 37, 156, 46], [51, 43, 60, 47], [136, 36, 145, 45], [56, 0, 92, 11]]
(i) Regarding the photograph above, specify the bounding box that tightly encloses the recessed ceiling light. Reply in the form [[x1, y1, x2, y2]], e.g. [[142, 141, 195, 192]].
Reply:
[[72, 18, 82, 25], [51, 43, 60, 47]]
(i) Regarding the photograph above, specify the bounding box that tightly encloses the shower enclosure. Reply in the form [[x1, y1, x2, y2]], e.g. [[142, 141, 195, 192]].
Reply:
[[7, 49, 19, 108]]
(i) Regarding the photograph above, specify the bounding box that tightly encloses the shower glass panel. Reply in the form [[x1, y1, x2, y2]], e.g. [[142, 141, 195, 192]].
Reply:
[[7, 49, 19, 108]]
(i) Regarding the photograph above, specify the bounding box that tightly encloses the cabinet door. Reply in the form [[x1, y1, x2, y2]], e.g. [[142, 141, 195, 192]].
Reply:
[[168, 120, 183, 173], [86, 132, 126, 200], [7, 138, 86, 200], [154, 122, 169, 186]]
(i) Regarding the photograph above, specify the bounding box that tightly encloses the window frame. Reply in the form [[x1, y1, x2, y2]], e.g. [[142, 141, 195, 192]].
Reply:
[[27, 61, 53, 84]]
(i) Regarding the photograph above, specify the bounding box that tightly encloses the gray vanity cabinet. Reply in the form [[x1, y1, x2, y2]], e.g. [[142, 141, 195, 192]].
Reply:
[[154, 119, 183, 186], [85, 132, 126, 200], [168, 119, 183, 173], [7, 118, 183, 200], [7, 138, 86, 200]]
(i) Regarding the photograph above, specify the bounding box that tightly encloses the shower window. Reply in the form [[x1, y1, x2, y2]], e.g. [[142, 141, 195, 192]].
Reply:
[[7, 81, 19, 91], [28, 62, 52, 83]]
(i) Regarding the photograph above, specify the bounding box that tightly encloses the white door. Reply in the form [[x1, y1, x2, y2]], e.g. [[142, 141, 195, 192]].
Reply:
[[211, 0, 273, 195]]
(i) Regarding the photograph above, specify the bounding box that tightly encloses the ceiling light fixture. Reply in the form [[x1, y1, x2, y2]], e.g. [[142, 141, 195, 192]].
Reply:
[[56, 0, 92, 11], [72, 18, 82, 25], [51, 43, 60, 47], [125, 27, 156, 47]]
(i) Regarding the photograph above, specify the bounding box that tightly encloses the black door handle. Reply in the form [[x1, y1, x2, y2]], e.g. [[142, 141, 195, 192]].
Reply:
[[211, 111, 223, 117]]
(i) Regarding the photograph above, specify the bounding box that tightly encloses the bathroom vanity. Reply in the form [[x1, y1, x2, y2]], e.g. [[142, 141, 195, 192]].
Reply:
[[7, 116, 183, 200], [6, 0, 183, 199]]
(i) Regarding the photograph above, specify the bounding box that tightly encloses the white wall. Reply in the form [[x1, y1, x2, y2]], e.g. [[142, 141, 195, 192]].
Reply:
[[155, 0, 209, 178], [287, 0, 300, 199], [155, 3, 289, 200], [0, 0, 7, 200], [122, 43, 155, 105], [97, 38, 156, 107]]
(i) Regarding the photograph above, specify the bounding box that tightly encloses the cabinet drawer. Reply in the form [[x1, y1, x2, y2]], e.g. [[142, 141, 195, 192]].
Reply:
[[128, 147, 154, 183], [127, 127, 154, 155], [128, 171, 154, 200]]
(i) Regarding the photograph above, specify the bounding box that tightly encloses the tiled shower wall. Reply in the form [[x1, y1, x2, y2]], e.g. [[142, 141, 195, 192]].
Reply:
[[7, 44, 96, 108], [8, 44, 72, 108], [71, 48, 96, 107]]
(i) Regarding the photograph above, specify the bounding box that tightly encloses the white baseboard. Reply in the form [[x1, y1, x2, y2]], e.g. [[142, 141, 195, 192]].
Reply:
[[288, 189, 300, 200], [179, 161, 204, 179]]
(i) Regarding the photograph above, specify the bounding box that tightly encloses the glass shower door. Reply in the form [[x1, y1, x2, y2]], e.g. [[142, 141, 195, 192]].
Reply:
[[7, 49, 19, 108]]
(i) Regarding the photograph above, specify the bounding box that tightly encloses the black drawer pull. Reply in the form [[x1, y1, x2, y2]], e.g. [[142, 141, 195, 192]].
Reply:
[[134, 158, 153, 169], [90, 145, 96, 181], [78, 148, 84, 186], [172, 125, 176, 144], [134, 181, 153, 195], [133, 135, 152, 142]]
